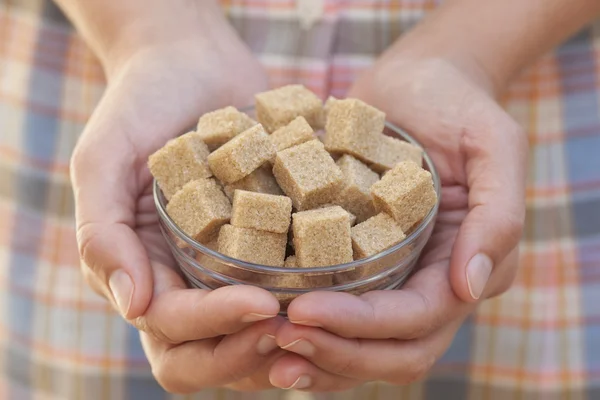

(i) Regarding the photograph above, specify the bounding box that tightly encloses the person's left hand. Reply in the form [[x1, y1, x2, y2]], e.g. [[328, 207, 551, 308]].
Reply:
[[267, 56, 526, 391]]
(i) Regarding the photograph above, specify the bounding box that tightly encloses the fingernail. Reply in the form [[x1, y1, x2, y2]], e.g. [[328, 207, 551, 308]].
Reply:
[[284, 375, 312, 390], [108, 270, 133, 317], [289, 320, 323, 328], [466, 253, 493, 300], [256, 334, 278, 355], [241, 313, 277, 323], [281, 339, 315, 358]]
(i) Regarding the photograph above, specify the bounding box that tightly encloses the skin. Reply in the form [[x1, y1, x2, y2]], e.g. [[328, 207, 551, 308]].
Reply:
[[269, 0, 600, 391], [59, 0, 600, 393]]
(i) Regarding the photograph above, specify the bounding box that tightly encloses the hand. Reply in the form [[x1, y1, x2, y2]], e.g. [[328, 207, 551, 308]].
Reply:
[[268, 57, 527, 391], [70, 32, 285, 391]]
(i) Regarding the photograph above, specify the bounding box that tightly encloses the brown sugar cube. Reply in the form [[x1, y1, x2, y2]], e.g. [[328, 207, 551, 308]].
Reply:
[[334, 155, 379, 223], [321, 96, 339, 125], [293, 206, 353, 267], [273, 139, 344, 210], [268, 255, 334, 302], [351, 213, 406, 259], [230, 190, 292, 234], [281, 256, 334, 287], [148, 132, 212, 200], [266, 273, 333, 289], [336, 213, 412, 285], [200, 237, 265, 285], [318, 203, 357, 226], [270, 116, 316, 153], [250, 266, 333, 289], [255, 85, 323, 132], [347, 211, 357, 226], [369, 135, 423, 173], [286, 225, 296, 254], [195, 250, 254, 285], [196, 106, 257, 151], [371, 161, 437, 232], [166, 179, 231, 243], [223, 165, 283, 200], [323, 98, 385, 163], [208, 124, 276, 184], [218, 224, 286, 266], [316, 96, 338, 129], [252, 268, 334, 310], [340, 243, 413, 285], [284, 255, 297, 267]]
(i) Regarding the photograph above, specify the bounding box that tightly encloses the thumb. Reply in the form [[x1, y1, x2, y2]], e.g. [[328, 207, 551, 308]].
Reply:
[[77, 221, 154, 319], [449, 119, 528, 302], [71, 99, 154, 320]]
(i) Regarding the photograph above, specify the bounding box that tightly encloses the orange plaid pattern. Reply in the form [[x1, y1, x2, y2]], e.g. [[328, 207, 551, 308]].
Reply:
[[1, 1, 600, 399]]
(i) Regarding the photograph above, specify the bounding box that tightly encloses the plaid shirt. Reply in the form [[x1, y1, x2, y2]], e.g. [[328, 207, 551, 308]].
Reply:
[[1, 1, 600, 399]]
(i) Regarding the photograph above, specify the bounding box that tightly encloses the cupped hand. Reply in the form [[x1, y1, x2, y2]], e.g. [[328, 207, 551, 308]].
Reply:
[[268, 58, 527, 391], [70, 34, 286, 392]]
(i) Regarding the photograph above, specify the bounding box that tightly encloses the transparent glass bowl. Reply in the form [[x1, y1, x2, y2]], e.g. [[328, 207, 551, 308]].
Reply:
[[154, 112, 441, 312]]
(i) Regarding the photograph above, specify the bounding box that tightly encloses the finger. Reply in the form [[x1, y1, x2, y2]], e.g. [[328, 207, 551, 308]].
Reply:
[[76, 222, 154, 320], [274, 318, 463, 384], [481, 246, 520, 299], [142, 317, 286, 394], [439, 185, 469, 211], [227, 351, 288, 391], [288, 261, 471, 339], [450, 115, 527, 302], [137, 262, 280, 343], [269, 353, 362, 392]]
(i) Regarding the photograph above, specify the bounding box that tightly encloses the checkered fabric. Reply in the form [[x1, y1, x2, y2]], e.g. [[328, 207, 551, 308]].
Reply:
[[1, 1, 600, 399]]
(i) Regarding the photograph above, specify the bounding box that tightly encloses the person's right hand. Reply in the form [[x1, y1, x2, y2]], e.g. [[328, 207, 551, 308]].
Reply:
[[70, 24, 286, 392]]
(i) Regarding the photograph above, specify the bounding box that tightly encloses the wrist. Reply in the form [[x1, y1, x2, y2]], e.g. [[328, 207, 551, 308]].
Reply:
[[380, 32, 502, 98], [59, 0, 239, 81], [377, 0, 528, 98]]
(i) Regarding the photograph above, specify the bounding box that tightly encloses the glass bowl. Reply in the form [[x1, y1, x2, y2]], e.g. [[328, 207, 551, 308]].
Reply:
[[153, 109, 441, 313]]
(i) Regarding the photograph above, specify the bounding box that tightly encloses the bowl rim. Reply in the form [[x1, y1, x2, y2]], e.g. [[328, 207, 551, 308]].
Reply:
[[153, 111, 441, 274]]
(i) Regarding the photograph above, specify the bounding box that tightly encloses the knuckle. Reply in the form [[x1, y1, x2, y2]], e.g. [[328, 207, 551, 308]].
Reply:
[[460, 115, 527, 157], [76, 222, 103, 274], [402, 293, 435, 339], [151, 327, 178, 345], [458, 126, 483, 156], [131, 316, 149, 331], [131, 316, 178, 344]]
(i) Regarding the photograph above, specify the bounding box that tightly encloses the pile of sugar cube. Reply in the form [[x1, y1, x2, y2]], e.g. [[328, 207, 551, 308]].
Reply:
[[149, 84, 436, 279]]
